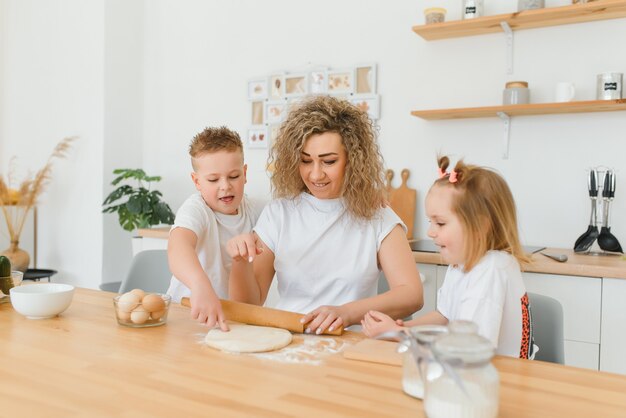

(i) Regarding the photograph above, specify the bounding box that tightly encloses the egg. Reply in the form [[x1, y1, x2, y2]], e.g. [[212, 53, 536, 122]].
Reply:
[[130, 288, 146, 300], [142, 294, 166, 313], [130, 306, 150, 324], [150, 310, 165, 320], [118, 292, 141, 312], [117, 308, 131, 321]]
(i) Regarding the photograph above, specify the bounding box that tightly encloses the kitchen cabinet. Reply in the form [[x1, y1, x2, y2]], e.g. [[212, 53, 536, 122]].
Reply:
[[600, 278, 626, 374], [412, 0, 626, 41]]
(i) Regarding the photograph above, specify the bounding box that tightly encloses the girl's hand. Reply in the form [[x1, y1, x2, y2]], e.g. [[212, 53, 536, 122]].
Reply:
[[226, 233, 263, 263], [300, 305, 347, 335], [361, 310, 404, 338]]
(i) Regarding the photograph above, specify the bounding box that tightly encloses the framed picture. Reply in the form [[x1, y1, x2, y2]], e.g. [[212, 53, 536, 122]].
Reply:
[[268, 124, 281, 145], [269, 74, 285, 99], [285, 73, 308, 97], [351, 95, 380, 120], [251, 100, 265, 125], [265, 100, 287, 124], [248, 78, 268, 100], [355, 63, 377, 94], [309, 70, 327, 94], [327, 69, 354, 94], [247, 126, 268, 149]]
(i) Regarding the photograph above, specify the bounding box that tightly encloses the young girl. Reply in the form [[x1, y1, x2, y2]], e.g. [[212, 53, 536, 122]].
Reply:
[[362, 156, 535, 359]]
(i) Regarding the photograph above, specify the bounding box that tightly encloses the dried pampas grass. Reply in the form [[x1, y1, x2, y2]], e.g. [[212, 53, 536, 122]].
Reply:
[[0, 136, 77, 243]]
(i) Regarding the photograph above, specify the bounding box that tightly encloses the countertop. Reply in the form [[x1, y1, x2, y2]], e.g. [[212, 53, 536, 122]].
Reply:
[[2, 287, 626, 417], [138, 228, 626, 279]]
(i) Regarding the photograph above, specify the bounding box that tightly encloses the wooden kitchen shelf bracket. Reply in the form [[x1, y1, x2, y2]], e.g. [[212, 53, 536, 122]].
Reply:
[[500, 21, 514, 74], [497, 111, 511, 159]]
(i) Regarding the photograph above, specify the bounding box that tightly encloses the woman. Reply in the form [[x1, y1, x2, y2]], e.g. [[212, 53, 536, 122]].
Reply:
[[228, 95, 423, 334]]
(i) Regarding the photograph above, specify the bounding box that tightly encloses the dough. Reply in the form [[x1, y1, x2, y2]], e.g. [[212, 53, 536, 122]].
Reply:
[[204, 323, 293, 353]]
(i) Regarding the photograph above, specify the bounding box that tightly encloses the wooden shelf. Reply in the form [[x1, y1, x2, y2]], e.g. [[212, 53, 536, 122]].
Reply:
[[411, 99, 626, 120], [412, 0, 626, 40]]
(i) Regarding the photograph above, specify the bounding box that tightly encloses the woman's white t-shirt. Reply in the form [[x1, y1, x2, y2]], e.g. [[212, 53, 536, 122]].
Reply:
[[437, 250, 535, 359], [254, 192, 404, 314], [166, 193, 261, 303]]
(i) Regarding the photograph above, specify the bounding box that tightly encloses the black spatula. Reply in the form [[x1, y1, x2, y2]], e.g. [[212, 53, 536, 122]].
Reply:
[[597, 170, 623, 253], [574, 169, 599, 252]]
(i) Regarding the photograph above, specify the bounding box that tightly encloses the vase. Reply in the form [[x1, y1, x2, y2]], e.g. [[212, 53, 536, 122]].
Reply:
[[1, 241, 30, 272]]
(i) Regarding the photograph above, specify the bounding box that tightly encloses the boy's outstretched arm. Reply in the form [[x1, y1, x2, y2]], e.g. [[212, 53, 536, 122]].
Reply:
[[168, 227, 229, 331]]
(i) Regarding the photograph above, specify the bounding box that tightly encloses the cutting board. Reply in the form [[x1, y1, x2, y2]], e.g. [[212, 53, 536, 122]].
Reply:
[[386, 169, 417, 239], [342, 339, 402, 366]]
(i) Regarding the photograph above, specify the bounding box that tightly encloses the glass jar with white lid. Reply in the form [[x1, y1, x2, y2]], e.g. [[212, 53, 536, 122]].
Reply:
[[423, 320, 499, 418]]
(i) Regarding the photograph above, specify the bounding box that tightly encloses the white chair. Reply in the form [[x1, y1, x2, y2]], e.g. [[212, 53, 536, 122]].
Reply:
[[528, 292, 565, 364], [100, 250, 171, 294]]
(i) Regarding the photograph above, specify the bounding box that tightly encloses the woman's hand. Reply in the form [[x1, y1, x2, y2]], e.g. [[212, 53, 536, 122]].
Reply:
[[226, 233, 263, 263], [361, 310, 404, 338], [300, 305, 347, 335]]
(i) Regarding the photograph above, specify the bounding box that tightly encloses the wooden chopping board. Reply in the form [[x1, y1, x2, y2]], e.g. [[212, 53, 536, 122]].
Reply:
[[343, 339, 402, 366], [386, 169, 417, 239]]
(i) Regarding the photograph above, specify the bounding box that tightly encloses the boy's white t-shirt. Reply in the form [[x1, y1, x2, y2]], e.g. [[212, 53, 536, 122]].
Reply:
[[166, 193, 261, 303], [437, 250, 534, 359], [254, 192, 405, 314]]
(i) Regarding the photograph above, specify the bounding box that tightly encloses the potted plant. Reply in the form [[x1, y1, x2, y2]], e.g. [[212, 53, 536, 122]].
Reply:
[[102, 169, 175, 232]]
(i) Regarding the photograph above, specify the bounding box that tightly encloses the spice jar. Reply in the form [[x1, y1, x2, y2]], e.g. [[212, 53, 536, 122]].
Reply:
[[518, 0, 545, 11], [424, 8, 447, 25], [462, 0, 484, 20], [401, 325, 449, 399], [503, 81, 530, 105], [423, 321, 499, 418]]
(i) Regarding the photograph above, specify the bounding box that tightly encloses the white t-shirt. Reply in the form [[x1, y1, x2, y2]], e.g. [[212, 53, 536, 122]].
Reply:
[[166, 193, 261, 303], [437, 250, 535, 359], [254, 192, 405, 314]]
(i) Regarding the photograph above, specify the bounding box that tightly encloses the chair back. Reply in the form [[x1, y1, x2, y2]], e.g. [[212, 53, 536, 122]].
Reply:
[[528, 292, 565, 364], [118, 250, 172, 294]]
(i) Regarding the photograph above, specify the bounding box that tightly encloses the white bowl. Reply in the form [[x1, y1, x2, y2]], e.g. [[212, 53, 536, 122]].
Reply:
[[9, 283, 75, 319]]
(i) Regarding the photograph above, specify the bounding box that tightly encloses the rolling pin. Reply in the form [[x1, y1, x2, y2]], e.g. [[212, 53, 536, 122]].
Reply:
[[181, 297, 343, 336]]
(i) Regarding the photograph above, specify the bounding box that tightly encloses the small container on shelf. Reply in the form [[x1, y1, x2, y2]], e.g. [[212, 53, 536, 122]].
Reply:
[[462, 0, 483, 20], [113, 290, 171, 328], [503, 81, 530, 105], [424, 8, 447, 25], [596, 72, 623, 100], [518, 0, 545, 11]]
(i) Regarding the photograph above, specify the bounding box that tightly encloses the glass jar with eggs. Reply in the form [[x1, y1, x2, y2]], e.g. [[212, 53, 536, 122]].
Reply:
[[113, 289, 171, 327]]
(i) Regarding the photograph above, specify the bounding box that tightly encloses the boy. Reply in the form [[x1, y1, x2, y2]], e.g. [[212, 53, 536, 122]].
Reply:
[[167, 126, 261, 330]]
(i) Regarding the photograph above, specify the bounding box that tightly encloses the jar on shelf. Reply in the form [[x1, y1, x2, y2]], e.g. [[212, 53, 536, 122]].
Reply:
[[424, 7, 447, 25], [462, 0, 484, 20], [423, 321, 499, 418], [503, 81, 530, 105], [518, 0, 545, 11], [401, 325, 449, 399], [596, 72, 623, 100]]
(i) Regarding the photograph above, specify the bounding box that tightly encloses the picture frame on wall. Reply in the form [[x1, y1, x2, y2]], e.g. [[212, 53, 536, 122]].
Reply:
[[309, 70, 327, 94], [268, 124, 281, 145], [355, 63, 377, 94], [248, 78, 268, 100], [251, 100, 265, 125], [327, 69, 354, 95], [265, 100, 287, 124], [351, 95, 380, 120], [285, 73, 308, 97], [269, 74, 286, 99], [247, 126, 268, 149]]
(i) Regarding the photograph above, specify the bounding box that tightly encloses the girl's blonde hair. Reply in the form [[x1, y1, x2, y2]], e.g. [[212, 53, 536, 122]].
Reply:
[[269, 95, 385, 219], [434, 156, 530, 271]]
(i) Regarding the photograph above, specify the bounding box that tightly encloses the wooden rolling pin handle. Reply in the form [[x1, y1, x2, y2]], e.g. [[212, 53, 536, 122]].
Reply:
[[180, 297, 343, 336]]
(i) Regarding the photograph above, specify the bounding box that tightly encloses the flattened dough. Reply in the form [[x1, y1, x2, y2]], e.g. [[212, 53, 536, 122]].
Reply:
[[204, 323, 293, 353]]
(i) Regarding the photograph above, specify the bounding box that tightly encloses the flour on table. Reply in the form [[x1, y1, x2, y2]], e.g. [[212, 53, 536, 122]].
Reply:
[[251, 334, 345, 365], [204, 323, 293, 353]]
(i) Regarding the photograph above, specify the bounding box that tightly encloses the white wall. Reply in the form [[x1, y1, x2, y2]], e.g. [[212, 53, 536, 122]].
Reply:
[[0, 0, 104, 287], [2, 0, 625, 288]]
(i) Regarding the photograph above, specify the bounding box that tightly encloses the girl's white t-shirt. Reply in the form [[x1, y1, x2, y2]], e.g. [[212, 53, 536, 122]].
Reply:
[[437, 250, 534, 358], [166, 193, 261, 303], [254, 192, 404, 314]]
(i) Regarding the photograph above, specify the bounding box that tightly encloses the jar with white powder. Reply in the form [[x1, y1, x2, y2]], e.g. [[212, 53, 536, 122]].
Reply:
[[401, 325, 448, 399], [423, 320, 499, 418]]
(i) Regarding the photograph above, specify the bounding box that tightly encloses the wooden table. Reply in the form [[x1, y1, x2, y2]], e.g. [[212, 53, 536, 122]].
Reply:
[[1, 288, 626, 417]]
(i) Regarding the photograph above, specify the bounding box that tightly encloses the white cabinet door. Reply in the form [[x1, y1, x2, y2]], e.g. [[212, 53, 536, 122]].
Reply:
[[564, 340, 600, 371], [600, 278, 626, 375], [523, 273, 602, 344]]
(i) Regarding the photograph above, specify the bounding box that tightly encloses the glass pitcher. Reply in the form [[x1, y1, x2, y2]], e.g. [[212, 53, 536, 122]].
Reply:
[[423, 320, 499, 418]]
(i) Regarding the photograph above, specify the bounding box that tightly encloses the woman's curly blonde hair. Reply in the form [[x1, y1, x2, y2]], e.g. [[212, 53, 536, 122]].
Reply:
[[269, 95, 385, 219]]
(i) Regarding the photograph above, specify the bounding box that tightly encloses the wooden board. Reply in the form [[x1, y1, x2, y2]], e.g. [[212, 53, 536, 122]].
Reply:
[[386, 169, 417, 239], [342, 338, 402, 366]]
